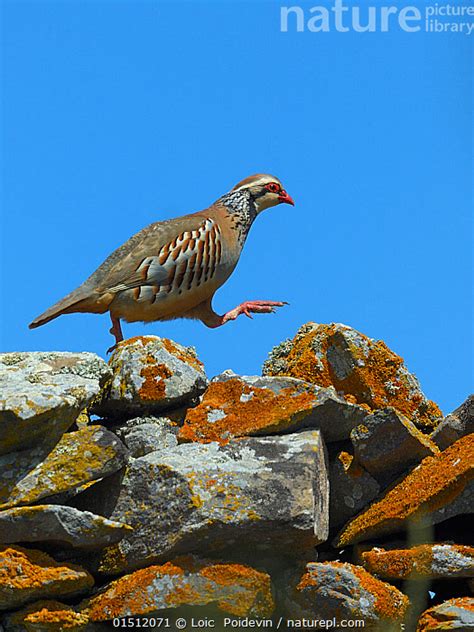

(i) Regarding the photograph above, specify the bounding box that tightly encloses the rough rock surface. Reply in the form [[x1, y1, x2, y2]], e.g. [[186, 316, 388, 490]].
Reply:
[[0, 426, 128, 510], [431, 395, 474, 450], [329, 451, 380, 530], [114, 415, 178, 457], [0, 505, 132, 549], [1, 331, 470, 631], [179, 370, 368, 444], [0, 546, 94, 611], [82, 557, 274, 620], [336, 434, 474, 546], [1, 600, 93, 631], [362, 544, 474, 579], [416, 597, 474, 630], [350, 407, 439, 486], [286, 561, 409, 630], [0, 352, 111, 456], [92, 336, 208, 419], [75, 431, 328, 574], [263, 322, 442, 429]]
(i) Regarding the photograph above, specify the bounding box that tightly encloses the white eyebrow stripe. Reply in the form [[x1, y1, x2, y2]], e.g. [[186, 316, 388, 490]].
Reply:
[[233, 176, 282, 191]]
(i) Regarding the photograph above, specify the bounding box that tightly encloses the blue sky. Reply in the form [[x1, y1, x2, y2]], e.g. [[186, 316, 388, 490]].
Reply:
[[1, 1, 472, 414]]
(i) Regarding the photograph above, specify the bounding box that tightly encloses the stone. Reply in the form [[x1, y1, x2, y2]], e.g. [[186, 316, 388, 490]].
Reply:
[[336, 434, 474, 546], [82, 557, 274, 621], [92, 336, 207, 419], [417, 597, 474, 631], [285, 561, 408, 630], [1, 600, 92, 631], [0, 426, 128, 510], [361, 544, 474, 580], [329, 451, 380, 530], [0, 545, 93, 611], [114, 416, 178, 457], [263, 322, 442, 430], [0, 505, 132, 549], [431, 395, 474, 450], [179, 370, 368, 444], [75, 431, 329, 575], [0, 352, 111, 456], [350, 408, 439, 486]]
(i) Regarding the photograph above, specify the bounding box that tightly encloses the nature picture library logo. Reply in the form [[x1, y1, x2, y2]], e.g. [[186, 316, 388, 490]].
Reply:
[[280, 1, 474, 34]]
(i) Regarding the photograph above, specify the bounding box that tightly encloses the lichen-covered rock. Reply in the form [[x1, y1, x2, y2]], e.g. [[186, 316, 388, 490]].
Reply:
[[362, 544, 474, 579], [329, 451, 380, 530], [336, 434, 474, 546], [75, 431, 328, 575], [0, 505, 132, 549], [0, 352, 111, 456], [431, 395, 474, 450], [1, 600, 92, 631], [350, 408, 439, 486], [82, 557, 274, 620], [92, 336, 207, 419], [417, 597, 474, 631], [114, 416, 178, 457], [263, 323, 442, 429], [0, 546, 94, 611], [179, 370, 368, 444], [286, 561, 408, 630], [0, 426, 128, 510]]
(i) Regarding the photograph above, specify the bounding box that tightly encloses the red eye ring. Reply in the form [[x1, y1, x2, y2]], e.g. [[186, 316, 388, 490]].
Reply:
[[266, 182, 280, 193]]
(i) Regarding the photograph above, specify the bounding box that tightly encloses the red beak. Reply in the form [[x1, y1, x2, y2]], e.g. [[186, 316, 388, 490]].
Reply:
[[278, 190, 295, 206]]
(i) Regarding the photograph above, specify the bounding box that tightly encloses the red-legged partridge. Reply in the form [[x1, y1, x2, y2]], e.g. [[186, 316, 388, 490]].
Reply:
[[29, 174, 294, 349]]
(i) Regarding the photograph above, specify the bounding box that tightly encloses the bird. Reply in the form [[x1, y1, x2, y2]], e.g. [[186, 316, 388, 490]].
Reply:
[[29, 174, 294, 351]]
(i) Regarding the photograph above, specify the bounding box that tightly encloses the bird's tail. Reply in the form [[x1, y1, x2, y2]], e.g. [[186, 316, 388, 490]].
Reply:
[[29, 288, 97, 329]]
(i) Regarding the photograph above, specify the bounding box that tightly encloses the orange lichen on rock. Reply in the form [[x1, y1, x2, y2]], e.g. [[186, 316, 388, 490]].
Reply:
[[162, 338, 204, 372], [297, 562, 408, 621], [337, 451, 365, 478], [417, 597, 474, 631], [336, 434, 474, 546], [0, 546, 93, 591], [138, 355, 173, 400], [179, 378, 316, 443], [362, 544, 474, 579], [264, 323, 441, 429], [200, 563, 274, 618], [85, 558, 273, 621], [8, 600, 90, 630], [0, 546, 94, 611], [86, 564, 179, 621]]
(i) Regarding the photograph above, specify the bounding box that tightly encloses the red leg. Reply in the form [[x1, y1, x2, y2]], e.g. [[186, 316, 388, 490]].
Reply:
[[218, 300, 288, 326], [107, 314, 124, 353]]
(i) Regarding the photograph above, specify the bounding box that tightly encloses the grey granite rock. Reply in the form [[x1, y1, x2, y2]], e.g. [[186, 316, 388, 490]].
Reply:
[[431, 395, 474, 450], [92, 336, 208, 419], [114, 416, 178, 457], [0, 352, 111, 455], [74, 431, 329, 575], [350, 407, 439, 486], [328, 451, 380, 530], [0, 505, 132, 549], [0, 426, 128, 510]]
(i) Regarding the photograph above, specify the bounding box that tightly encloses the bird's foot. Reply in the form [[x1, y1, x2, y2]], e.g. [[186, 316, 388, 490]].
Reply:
[[222, 300, 288, 324]]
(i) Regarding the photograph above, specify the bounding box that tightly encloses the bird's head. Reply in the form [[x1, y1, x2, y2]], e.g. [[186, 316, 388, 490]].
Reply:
[[231, 174, 294, 213]]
